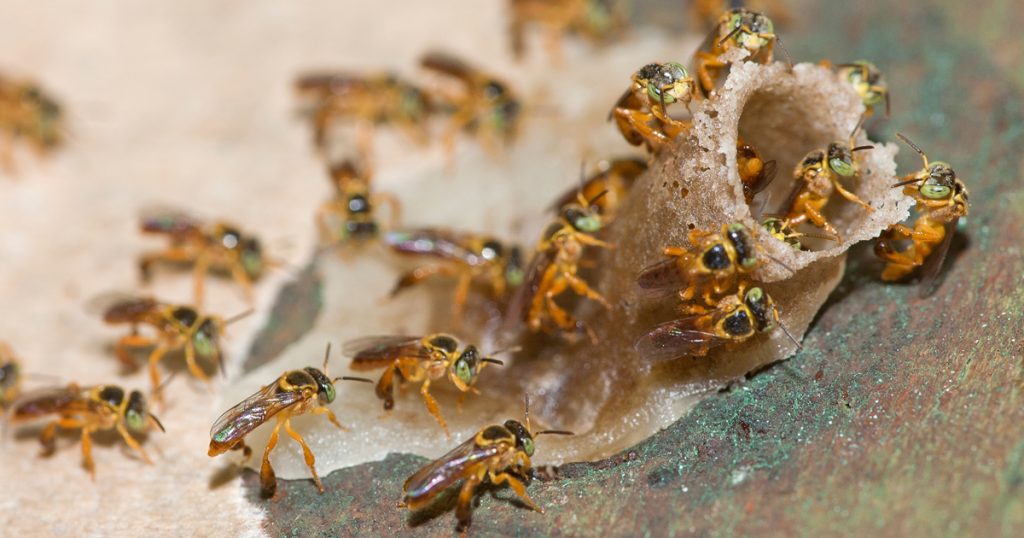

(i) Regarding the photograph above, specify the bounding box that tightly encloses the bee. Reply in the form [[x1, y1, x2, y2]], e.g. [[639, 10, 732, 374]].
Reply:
[[761, 216, 803, 249], [316, 159, 401, 248], [294, 72, 432, 152], [0, 342, 22, 406], [401, 399, 571, 533], [512, 192, 613, 340], [875, 134, 968, 291], [98, 294, 249, 399], [692, 0, 791, 31], [736, 139, 777, 204], [6, 383, 164, 477], [782, 120, 875, 241], [611, 62, 697, 151], [833, 60, 890, 118], [549, 157, 647, 218], [635, 282, 799, 362], [508, 0, 628, 62], [138, 209, 269, 306], [693, 8, 780, 97], [0, 76, 63, 171], [384, 228, 524, 325], [208, 344, 370, 496], [342, 334, 505, 437], [420, 52, 521, 157], [637, 222, 790, 303]]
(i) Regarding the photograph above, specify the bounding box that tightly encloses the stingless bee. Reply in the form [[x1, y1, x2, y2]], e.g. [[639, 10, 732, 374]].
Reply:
[[512, 192, 613, 340], [294, 72, 432, 152], [782, 120, 875, 241], [635, 281, 799, 362], [6, 383, 164, 477], [420, 52, 521, 157], [316, 159, 401, 248], [401, 399, 571, 533], [384, 228, 524, 325], [875, 134, 968, 291], [208, 344, 370, 496], [736, 139, 777, 204], [98, 294, 249, 399], [693, 8, 780, 97], [343, 334, 505, 437], [761, 216, 803, 250], [637, 221, 791, 303], [611, 62, 697, 151], [508, 0, 628, 62], [0, 76, 63, 171], [833, 60, 890, 118], [549, 157, 647, 218], [0, 342, 22, 406], [138, 209, 271, 306]]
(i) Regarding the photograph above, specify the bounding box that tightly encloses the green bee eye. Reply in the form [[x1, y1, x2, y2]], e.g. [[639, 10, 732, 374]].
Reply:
[[322, 383, 336, 404], [242, 251, 263, 278], [522, 436, 535, 457], [829, 157, 855, 177], [126, 410, 145, 432], [193, 331, 216, 358], [646, 82, 664, 102], [747, 287, 764, 302], [574, 215, 601, 233], [921, 184, 951, 199], [506, 266, 525, 287], [455, 360, 473, 385]]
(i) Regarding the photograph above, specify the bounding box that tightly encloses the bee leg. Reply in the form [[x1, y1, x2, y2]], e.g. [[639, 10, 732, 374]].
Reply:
[[312, 105, 334, 154], [832, 179, 874, 212], [115, 420, 153, 464], [114, 333, 153, 370], [228, 262, 255, 305], [315, 204, 337, 246], [563, 272, 610, 309], [455, 468, 487, 532], [576, 233, 614, 250], [183, 342, 212, 384], [192, 254, 211, 308], [489, 471, 543, 513], [391, 264, 453, 298], [614, 107, 672, 148], [799, 204, 841, 242], [419, 379, 450, 438], [80, 425, 97, 479], [39, 419, 68, 455], [260, 418, 283, 497], [283, 418, 324, 493], [543, 278, 577, 332], [312, 406, 348, 431], [371, 192, 403, 232], [442, 108, 476, 165], [375, 364, 398, 410], [651, 105, 691, 137], [678, 303, 709, 316], [452, 271, 473, 328], [147, 344, 170, 403], [232, 439, 253, 462], [695, 52, 725, 96], [527, 264, 560, 332]]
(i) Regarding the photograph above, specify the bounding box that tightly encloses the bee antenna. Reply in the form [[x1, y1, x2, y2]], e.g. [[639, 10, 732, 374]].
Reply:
[[536, 430, 574, 436], [322, 342, 332, 373], [891, 177, 921, 188], [335, 376, 374, 384], [149, 413, 166, 433], [884, 91, 892, 118], [895, 132, 930, 169], [775, 35, 795, 70], [719, 23, 744, 46], [224, 308, 255, 326], [152, 371, 180, 400], [851, 145, 874, 152], [587, 189, 610, 208], [777, 318, 802, 350], [481, 358, 505, 366], [524, 394, 531, 434], [762, 251, 796, 275]]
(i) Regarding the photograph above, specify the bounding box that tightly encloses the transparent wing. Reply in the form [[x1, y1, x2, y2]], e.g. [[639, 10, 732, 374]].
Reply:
[[507, 245, 557, 326], [383, 228, 482, 266], [7, 385, 89, 422], [87, 292, 158, 322], [917, 218, 958, 298], [138, 206, 202, 237], [403, 437, 501, 502], [634, 318, 727, 363], [209, 383, 303, 446]]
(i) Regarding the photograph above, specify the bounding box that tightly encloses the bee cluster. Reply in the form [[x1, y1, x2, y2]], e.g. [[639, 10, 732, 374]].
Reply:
[[1, 3, 970, 534]]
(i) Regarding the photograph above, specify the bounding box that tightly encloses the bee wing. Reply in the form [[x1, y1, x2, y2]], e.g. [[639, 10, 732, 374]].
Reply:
[[342, 336, 430, 369], [384, 229, 482, 266], [403, 437, 501, 503], [294, 72, 367, 94], [507, 245, 558, 325], [6, 385, 87, 423], [755, 160, 778, 194], [634, 318, 726, 363], [420, 51, 473, 82], [636, 258, 687, 291], [917, 218, 958, 298], [209, 383, 303, 449], [87, 292, 159, 322], [139, 206, 202, 237]]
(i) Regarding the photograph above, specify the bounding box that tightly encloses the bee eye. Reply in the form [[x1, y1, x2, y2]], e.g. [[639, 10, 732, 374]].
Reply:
[[921, 184, 952, 199], [829, 157, 855, 177], [522, 436, 535, 457], [125, 410, 145, 431], [454, 360, 473, 384], [645, 82, 662, 101], [321, 383, 336, 404]]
